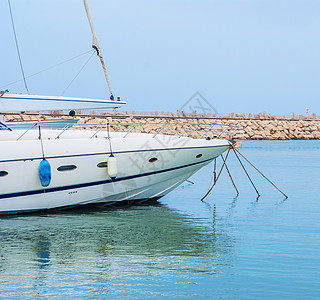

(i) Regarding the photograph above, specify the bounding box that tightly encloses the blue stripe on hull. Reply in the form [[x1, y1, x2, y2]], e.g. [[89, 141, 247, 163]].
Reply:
[[0, 157, 214, 201]]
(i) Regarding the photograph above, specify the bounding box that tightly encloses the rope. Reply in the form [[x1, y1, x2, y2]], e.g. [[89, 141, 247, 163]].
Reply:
[[61, 51, 95, 95], [38, 125, 45, 160], [83, 0, 113, 97], [7, 0, 30, 94], [233, 147, 288, 199], [0, 50, 94, 89], [232, 147, 260, 199], [0, 121, 12, 131], [221, 153, 239, 196], [201, 149, 231, 202], [106, 123, 113, 155], [213, 159, 217, 183]]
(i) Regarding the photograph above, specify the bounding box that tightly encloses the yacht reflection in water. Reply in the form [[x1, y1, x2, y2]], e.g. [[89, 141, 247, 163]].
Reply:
[[0, 203, 235, 296]]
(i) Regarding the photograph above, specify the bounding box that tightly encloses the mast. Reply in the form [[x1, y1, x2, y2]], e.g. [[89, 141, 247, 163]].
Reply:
[[83, 0, 113, 99]]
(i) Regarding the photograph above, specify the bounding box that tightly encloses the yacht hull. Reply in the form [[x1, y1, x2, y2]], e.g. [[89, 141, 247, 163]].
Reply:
[[0, 130, 229, 214]]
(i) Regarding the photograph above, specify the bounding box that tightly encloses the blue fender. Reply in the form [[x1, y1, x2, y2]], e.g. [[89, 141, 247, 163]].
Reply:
[[39, 159, 51, 187]]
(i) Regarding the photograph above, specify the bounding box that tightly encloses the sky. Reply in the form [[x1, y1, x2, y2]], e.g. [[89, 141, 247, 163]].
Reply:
[[1, 0, 320, 115]]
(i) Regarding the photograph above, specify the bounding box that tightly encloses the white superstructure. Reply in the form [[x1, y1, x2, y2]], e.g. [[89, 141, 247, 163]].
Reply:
[[0, 93, 125, 112]]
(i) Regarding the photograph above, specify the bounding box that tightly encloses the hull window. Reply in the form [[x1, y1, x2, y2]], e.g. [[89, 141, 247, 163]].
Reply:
[[149, 157, 158, 163], [57, 165, 77, 172], [97, 162, 108, 168], [0, 171, 8, 177], [196, 154, 203, 158]]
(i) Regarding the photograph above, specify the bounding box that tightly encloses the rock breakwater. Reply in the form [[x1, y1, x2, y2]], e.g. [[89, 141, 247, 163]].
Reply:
[[2, 111, 320, 140]]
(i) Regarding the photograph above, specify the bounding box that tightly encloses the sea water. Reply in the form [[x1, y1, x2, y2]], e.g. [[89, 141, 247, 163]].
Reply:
[[0, 140, 319, 299]]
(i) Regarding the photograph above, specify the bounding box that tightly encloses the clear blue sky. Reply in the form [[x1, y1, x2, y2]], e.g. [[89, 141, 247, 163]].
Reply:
[[1, 0, 319, 115]]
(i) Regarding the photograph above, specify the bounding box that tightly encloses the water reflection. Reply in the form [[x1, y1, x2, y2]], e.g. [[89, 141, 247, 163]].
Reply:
[[36, 239, 51, 269], [0, 203, 235, 297]]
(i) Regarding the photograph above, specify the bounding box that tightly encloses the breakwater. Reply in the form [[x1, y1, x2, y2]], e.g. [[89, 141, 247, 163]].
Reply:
[[3, 111, 320, 140]]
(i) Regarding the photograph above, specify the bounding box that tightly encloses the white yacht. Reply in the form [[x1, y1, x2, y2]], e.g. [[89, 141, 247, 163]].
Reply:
[[0, 1, 233, 214], [0, 125, 231, 214]]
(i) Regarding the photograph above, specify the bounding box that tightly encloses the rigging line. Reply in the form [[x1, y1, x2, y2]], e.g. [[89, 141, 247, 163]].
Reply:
[[61, 51, 95, 95], [0, 49, 94, 89], [7, 0, 30, 94]]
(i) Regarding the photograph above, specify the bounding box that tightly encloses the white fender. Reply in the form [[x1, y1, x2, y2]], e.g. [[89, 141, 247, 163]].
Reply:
[[107, 154, 117, 179]]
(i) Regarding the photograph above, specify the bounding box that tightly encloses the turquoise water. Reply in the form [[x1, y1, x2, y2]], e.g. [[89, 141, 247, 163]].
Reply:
[[0, 140, 319, 299]]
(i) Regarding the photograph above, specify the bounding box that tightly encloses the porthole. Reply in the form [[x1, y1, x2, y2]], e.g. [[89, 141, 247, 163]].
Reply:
[[196, 154, 203, 158], [149, 157, 158, 163], [97, 162, 108, 168], [0, 171, 8, 177], [57, 165, 77, 172]]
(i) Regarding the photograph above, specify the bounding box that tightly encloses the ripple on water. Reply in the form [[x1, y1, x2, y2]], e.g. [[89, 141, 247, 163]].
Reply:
[[0, 141, 320, 298]]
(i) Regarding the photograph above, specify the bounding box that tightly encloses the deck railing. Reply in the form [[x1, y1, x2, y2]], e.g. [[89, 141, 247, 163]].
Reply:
[[13, 120, 240, 141], [70, 122, 239, 140]]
